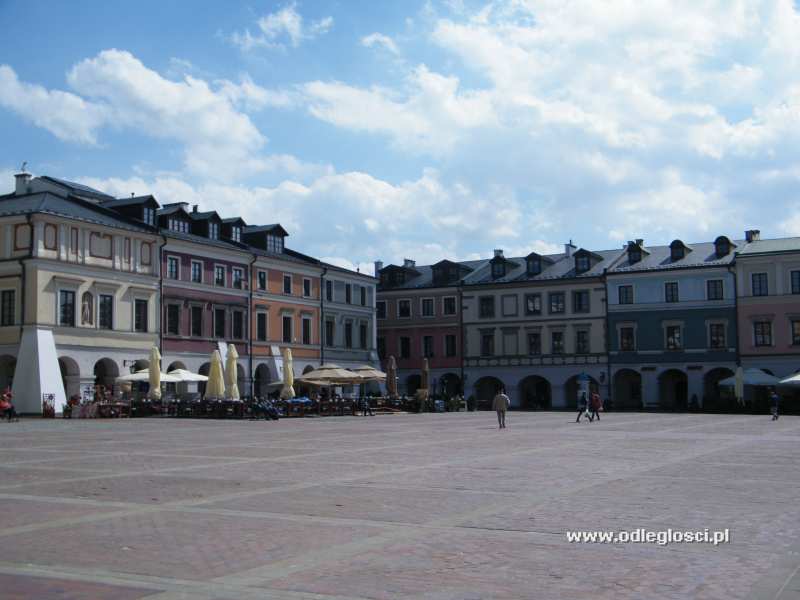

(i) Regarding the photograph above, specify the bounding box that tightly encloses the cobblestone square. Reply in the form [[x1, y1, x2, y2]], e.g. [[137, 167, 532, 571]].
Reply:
[[1, 412, 798, 599]]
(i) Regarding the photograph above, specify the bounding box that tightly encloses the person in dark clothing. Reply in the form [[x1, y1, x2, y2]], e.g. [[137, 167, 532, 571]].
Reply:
[[576, 391, 589, 423], [588, 391, 602, 421], [362, 397, 374, 416], [770, 388, 780, 420]]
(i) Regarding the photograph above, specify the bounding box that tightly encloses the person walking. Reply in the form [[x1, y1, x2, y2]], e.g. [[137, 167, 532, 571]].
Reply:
[[588, 391, 602, 422], [770, 388, 780, 421], [362, 396, 374, 417], [492, 388, 510, 429], [576, 391, 589, 423]]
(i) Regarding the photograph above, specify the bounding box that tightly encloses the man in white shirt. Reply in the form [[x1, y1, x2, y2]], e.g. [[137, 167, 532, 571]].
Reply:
[[492, 388, 510, 429]]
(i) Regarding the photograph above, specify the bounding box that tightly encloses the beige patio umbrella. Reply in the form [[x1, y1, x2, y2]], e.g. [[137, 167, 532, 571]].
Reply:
[[280, 347, 295, 399], [116, 369, 179, 383], [166, 369, 208, 382], [734, 366, 745, 404], [149, 346, 162, 400], [225, 344, 240, 400], [420, 358, 430, 390], [352, 365, 387, 381], [296, 364, 362, 385], [204, 350, 225, 400], [386, 356, 398, 397]]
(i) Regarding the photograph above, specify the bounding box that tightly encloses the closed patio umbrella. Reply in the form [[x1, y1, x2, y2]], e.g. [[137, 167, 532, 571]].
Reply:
[[280, 347, 295, 399], [149, 346, 162, 400], [734, 366, 744, 403], [204, 350, 225, 400], [420, 358, 430, 390], [386, 356, 397, 397], [225, 344, 240, 400]]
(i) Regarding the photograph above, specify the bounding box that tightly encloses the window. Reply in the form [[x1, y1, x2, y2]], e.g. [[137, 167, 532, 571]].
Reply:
[[59, 290, 75, 326], [166, 304, 180, 335], [628, 248, 641, 264], [345, 284, 352, 304], [376, 301, 387, 319], [665, 282, 679, 303], [283, 274, 292, 294], [573, 290, 590, 313], [134, 299, 148, 332], [215, 265, 225, 287], [326, 280, 333, 302], [527, 257, 541, 276], [792, 320, 800, 346], [266, 234, 283, 253], [167, 256, 179, 280], [360, 286, 366, 306], [619, 327, 635, 351], [549, 292, 565, 314], [257, 271, 267, 291], [754, 321, 772, 346], [503, 331, 518, 355], [421, 298, 434, 317], [325, 320, 334, 346], [400, 336, 411, 358], [229, 311, 242, 339], [359, 322, 367, 349], [232, 268, 244, 289], [707, 279, 724, 300], [792, 271, 800, 295], [98, 294, 113, 330], [398, 299, 411, 318], [443, 297, 457, 316], [666, 325, 682, 350], [575, 255, 589, 273], [143, 207, 155, 226], [709, 323, 726, 349], [752, 273, 768, 297], [527, 332, 541, 355], [209, 222, 219, 240], [0, 290, 14, 326], [423, 335, 434, 357], [445, 334, 457, 357], [671, 244, 685, 261], [191, 306, 203, 337], [618, 285, 634, 305], [256, 312, 267, 341], [344, 322, 353, 348], [168, 219, 189, 233], [491, 261, 505, 278], [232, 227, 241, 243], [282, 315, 293, 343], [300, 318, 310, 345], [481, 332, 494, 356], [575, 330, 589, 354], [303, 278, 312, 297], [479, 296, 495, 318], [377, 337, 386, 358], [551, 331, 564, 354], [524, 294, 541, 316], [214, 308, 226, 338], [191, 261, 203, 283]]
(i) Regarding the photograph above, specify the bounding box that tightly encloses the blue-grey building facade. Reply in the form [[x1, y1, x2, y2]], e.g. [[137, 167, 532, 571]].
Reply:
[[607, 237, 739, 410]]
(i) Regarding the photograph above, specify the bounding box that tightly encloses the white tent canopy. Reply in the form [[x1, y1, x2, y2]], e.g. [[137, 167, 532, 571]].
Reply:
[[117, 369, 180, 383], [167, 369, 208, 382], [719, 368, 780, 387]]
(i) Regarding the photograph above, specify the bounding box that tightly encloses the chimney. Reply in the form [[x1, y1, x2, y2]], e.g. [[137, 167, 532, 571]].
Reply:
[[745, 229, 760, 242], [14, 171, 31, 195], [493, 249, 504, 258], [192, 205, 198, 213], [403, 258, 415, 269], [374, 260, 383, 275], [635, 238, 644, 247], [564, 240, 576, 258]]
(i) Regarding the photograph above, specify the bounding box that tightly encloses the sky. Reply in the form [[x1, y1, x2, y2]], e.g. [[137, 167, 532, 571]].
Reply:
[[2, 0, 800, 272]]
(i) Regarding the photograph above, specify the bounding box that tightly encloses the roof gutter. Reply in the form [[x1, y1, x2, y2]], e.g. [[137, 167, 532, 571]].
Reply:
[[320, 266, 328, 365], [248, 253, 257, 398]]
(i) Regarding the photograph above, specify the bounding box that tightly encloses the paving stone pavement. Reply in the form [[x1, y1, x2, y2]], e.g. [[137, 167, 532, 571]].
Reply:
[[0, 412, 799, 600]]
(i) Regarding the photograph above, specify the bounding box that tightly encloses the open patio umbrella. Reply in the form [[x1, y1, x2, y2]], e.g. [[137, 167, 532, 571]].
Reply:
[[149, 346, 162, 400], [352, 365, 387, 381], [778, 372, 800, 387], [116, 369, 180, 383], [296, 364, 362, 385], [280, 347, 295, 399], [225, 344, 240, 400], [386, 356, 398, 397], [166, 369, 208, 382], [204, 350, 225, 400], [719, 368, 780, 387]]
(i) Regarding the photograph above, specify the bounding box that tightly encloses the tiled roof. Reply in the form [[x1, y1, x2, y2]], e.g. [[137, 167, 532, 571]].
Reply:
[[244, 224, 289, 236], [40, 176, 115, 201], [100, 195, 157, 209], [189, 211, 220, 221], [609, 240, 741, 273], [738, 237, 800, 255]]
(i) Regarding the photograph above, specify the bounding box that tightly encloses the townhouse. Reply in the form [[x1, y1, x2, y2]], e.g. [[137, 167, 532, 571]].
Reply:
[[606, 236, 739, 411]]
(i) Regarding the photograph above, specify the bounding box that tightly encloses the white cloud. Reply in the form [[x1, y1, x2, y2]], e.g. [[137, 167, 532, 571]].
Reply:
[[216, 75, 295, 111], [0, 65, 107, 144], [361, 33, 400, 55], [230, 3, 333, 51]]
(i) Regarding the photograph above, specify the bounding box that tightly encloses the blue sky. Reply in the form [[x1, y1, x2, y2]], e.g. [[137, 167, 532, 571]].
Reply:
[[2, 1, 800, 271]]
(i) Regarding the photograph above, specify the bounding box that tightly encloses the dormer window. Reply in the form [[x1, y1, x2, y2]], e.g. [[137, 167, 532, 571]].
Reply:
[[670, 241, 686, 261], [491, 261, 505, 279], [232, 227, 241, 243], [266, 234, 283, 253], [168, 218, 189, 233], [575, 255, 590, 273], [714, 236, 731, 257], [527, 257, 541, 276], [143, 207, 155, 226], [209, 222, 219, 240], [628, 248, 641, 264]]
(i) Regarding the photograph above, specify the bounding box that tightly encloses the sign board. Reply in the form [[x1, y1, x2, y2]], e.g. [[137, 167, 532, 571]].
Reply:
[[80, 383, 94, 403], [42, 393, 56, 418]]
